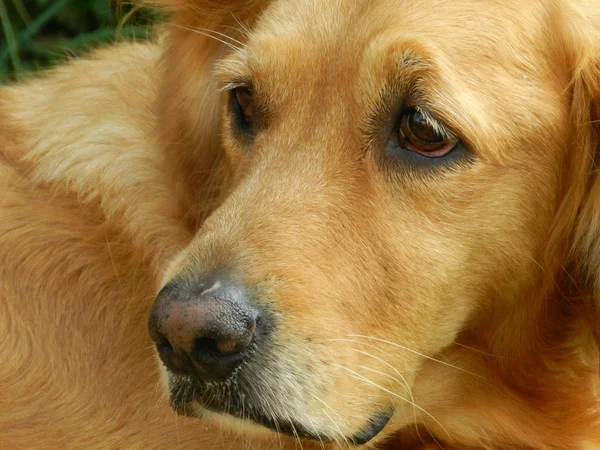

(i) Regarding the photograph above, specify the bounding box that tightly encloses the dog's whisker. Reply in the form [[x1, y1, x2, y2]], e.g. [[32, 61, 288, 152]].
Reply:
[[301, 400, 329, 450], [349, 346, 424, 445], [269, 408, 285, 450], [319, 412, 344, 449], [345, 345, 416, 398], [308, 393, 349, 448], [452, 342, 522, 361], [311, 421, 327, 450], [331, 363, 451, 440], [161, 22, 242, 51], [284, 410, 305, 450], [247, 371, 286, 450], [205, 26, 246, 47], [226, 425, 242, 450], [229, 12, 252, 38], [356, 363, 426, 446], [325, 336, 482, 379], [222, 24, 250, 40], [346, 334, 485, 379], [186, 24, 246, 47]]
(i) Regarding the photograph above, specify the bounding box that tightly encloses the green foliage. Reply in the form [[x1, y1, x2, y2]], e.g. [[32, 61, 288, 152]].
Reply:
[[0, 0, 154, 82]]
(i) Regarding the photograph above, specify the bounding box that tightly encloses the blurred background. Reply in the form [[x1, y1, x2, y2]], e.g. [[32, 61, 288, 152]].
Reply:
[[0, 0, 154, 82]]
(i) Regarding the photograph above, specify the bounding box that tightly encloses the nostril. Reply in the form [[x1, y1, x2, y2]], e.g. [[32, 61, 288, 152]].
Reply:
[[216, 339, 242, 354], [194, 336, 248, 357], [194, 337, 220, 357], [155, 333, 174, 356]]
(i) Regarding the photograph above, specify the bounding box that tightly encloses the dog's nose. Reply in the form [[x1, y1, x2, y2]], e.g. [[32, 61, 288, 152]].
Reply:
[[148, 279, 260, 382]]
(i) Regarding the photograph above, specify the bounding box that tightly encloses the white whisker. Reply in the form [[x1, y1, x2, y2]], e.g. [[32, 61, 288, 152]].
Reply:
[[453, 341, 521, 361], [182, 24, 246, 47], [332, 363, 451, 440], [163, 22, 242, 51], [230, 12, 252, 38], [346, 334, 484, 379], [350, 347, 423, 444], [308, 393, 349, 448]]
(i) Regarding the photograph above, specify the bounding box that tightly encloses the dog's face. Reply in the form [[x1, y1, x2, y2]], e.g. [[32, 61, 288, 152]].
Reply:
[[148, 0, 595, 446]]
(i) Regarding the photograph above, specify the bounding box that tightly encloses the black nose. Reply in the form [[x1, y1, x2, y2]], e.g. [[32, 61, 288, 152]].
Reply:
[[148, 277, 261, 382]]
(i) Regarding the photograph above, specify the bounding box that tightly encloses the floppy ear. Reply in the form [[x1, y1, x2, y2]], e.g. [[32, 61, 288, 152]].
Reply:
[[567, 2, 600, 342], [139, 0, 265, 15], [137, 0, 269, 228]]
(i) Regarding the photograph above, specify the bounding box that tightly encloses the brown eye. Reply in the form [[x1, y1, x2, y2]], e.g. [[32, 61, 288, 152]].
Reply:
[[399, 110, 457, 157], [233, 87, 253, 123]]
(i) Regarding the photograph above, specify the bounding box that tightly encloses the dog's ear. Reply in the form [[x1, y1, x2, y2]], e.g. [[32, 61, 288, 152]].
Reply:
[[567, 2, 600, 342], [137, 0, 269, 228], [137, 0, 267, 24]]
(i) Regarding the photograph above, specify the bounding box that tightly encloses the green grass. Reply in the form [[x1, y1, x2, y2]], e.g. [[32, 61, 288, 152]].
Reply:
[[0, 0, 155, 82]]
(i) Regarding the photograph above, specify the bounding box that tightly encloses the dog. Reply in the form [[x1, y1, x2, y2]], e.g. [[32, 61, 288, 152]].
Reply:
[[2, 0, 600, 448]]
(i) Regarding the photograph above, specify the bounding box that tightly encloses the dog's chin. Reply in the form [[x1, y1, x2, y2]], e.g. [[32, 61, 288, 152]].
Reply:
[[168, 378, 336, 443], [180, 401, 278, 438], [166, 374, 393, 446]]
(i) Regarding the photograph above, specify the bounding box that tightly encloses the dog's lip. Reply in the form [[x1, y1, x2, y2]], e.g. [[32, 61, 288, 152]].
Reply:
[[186, 399, 393, 446], [168, 375, 392, 445], [188, 398, 333, 443], [348, 408, 394, 445], [216, 404, 334, 443]]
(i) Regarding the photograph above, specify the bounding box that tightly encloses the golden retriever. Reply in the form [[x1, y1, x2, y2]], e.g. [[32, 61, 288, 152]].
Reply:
[[2, 0, 600, 448]]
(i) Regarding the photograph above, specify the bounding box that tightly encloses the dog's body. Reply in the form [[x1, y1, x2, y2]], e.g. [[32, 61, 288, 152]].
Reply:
[[0, 41, 196, 448], [3, 1, 600, 449]]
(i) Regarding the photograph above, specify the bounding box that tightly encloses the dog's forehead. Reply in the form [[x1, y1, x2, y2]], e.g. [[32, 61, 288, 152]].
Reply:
[[220, 0, 569, 161], [239, 0, 562, 101], [247, 0, 551, 64]]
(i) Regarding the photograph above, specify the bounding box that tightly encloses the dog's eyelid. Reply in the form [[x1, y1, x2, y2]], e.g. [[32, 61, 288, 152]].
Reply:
[[410, 106, 455, 140], [408, 102, 478, 154], [220, 76, 253, 93], [406, 88, 487, 156]]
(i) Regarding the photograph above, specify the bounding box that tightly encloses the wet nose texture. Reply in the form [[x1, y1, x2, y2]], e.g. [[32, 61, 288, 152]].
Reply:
[[148, 278, 264, 382]]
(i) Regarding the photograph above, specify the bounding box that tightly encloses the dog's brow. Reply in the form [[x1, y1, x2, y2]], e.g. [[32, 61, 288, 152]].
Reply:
[[359, 41, 494, 159], [220, 77, 252, 92], [215, 54, 250, 89], [395, 51, 425, 71]]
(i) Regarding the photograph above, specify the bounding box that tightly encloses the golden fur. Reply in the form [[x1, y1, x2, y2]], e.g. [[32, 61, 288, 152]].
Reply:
[[2, 0, 600, 448]]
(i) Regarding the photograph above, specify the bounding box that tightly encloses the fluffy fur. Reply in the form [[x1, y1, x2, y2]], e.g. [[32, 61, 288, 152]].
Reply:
[[2, 0, 600, 448]]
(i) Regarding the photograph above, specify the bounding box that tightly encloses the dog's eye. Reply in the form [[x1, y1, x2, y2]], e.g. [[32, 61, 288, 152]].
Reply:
[[233, 87, 254, 124], [398, 110, 457, 157]]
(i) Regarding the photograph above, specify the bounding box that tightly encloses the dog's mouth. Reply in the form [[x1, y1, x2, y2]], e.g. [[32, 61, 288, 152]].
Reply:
[[168, 375, 393, 446]]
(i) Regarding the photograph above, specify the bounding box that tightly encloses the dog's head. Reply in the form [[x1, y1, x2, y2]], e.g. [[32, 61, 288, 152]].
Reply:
[[145, 0, 600, 447]]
